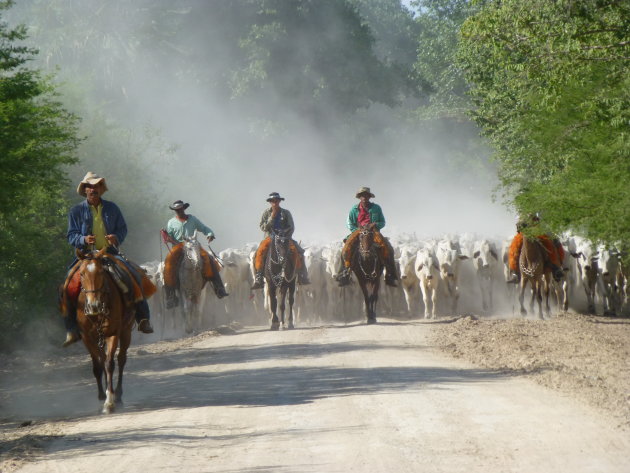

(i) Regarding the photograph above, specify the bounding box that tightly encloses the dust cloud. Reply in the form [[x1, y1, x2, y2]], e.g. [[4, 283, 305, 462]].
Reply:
[[7, 1, 514, 256]]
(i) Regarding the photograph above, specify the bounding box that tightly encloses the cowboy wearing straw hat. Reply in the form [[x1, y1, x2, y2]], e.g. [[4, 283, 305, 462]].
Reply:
[[251, 192, 310, 289], [162, 200, 228, 308], [336, 186, 398, 287], [61, 172, 156, 347]]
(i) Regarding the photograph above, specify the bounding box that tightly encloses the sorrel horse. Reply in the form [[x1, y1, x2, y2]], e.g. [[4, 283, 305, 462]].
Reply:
[[519, 237, 545, 319], [264, 229, 297, 330], [350, 225, 384, 324], [178, 232, 206, 333], [75, 248, 135, 413]]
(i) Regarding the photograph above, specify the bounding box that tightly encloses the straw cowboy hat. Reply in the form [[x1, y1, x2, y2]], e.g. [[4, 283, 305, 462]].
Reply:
[[266, 192, 285, 202], [169, 200, 190, 211], [355, 186, 375, 198], [77, 172, 108, 196]]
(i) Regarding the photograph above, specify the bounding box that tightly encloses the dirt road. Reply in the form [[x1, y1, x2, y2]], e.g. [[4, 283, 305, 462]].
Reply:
[[2, 319, 629, 472]]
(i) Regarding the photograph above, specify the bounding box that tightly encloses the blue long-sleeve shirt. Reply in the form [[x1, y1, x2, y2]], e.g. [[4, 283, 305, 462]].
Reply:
[[67, 199, 127, 249]]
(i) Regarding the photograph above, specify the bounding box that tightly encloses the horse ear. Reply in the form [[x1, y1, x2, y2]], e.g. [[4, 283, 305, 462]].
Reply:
[[96, 247, 107, 258], [76, 248, 86, 260]]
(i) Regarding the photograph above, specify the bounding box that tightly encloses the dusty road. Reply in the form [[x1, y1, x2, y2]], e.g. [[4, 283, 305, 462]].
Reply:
[[2, 319, 629, 472]]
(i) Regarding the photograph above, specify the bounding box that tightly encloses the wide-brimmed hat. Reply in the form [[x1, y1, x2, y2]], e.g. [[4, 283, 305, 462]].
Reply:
[[266, 192, 285, 202], [169, 200, 190, 211], [77, 172, 108, 197], [355, 186, 375, 198]]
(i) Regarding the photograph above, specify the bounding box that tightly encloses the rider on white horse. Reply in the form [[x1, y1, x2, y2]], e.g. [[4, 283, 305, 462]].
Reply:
[[162, 200, 228, 308]]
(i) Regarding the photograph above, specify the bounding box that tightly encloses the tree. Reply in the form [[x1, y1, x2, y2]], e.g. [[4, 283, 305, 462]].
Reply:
[[0, 0, 81, 349], [459, 0, 630, 246]]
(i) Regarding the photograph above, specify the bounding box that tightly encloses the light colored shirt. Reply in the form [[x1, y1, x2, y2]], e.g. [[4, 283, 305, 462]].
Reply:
[[90, 204, 108, 249], [167, 214, 214, 242]]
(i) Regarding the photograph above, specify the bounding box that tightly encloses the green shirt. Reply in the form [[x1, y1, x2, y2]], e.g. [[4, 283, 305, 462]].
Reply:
[[167, 214, 214, 242], [90, 204, 108, 249]]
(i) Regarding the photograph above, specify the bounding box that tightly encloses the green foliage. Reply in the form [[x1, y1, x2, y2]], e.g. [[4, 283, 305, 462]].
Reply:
[[459, 0, 630, 246], [0, 0, 80, 349]]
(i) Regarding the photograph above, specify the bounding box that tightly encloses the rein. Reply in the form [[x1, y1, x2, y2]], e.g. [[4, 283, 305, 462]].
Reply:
[[357, 229, 380, 280], [267, 233, 297, 287]]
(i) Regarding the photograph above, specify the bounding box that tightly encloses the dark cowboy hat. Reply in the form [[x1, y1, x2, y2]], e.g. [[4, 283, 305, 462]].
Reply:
[[266, 192, 285, 202], [355, 186, 375, 198], [77, 172, 108, 197], [169, 200, 190, 211]]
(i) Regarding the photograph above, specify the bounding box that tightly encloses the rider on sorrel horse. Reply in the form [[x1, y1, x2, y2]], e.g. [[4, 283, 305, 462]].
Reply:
[[337, 186, 398, 288], [251, 192, 310, 290], [61, 172, 156, 347], [74, 248, 135, 413], [161, 199, 228, 309], [264, 228, 298, 330]]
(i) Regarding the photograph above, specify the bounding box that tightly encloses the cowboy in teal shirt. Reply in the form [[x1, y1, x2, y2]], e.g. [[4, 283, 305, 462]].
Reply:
[[337, 187, 398, 287]]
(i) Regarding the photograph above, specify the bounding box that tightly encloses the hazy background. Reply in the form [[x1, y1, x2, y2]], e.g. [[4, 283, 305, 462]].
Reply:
[[7, 0, 514, 260]]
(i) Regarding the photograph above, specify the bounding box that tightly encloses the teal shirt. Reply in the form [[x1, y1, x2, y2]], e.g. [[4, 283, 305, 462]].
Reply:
[[347, 202, 385, 232], [167, 215, 214, 242]]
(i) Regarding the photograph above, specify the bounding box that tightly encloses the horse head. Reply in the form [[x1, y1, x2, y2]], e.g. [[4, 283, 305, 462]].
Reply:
[[76, 247, 109, 316], [182, 230, 202, 268], [271, 229, 291, 264], [358, 225, 376, 257]]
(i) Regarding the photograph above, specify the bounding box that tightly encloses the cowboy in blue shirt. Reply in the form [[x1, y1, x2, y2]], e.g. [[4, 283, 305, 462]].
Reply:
[[61, 172, 155, 347]]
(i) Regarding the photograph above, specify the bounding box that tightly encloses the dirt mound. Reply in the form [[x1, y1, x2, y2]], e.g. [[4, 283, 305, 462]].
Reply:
[[430, 312, 630, 429]]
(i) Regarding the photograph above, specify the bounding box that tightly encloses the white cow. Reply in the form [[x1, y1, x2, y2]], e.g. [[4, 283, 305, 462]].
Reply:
[[471, 239, 499, 314], [321, 241, 360, 322], [597, 246, 622, 316], [295, 245, 327, 324], [435, 238, 469, 314], [415, 246, 441, 319], [398, 243, 421, 314], [219, 247, 254, 322], [571, 237, 599, 314]]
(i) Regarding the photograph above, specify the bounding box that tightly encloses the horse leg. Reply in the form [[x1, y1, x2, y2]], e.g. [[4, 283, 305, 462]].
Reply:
[[536, 282, 544, 320], [115, 324, 132, 404], [102, 336, 119, 414], [90, 353, 106, 400], [519, 279, 528, 316], [269, 289, 280, 331], [279, 287, 287, 329], [287, 285, 295, 330]]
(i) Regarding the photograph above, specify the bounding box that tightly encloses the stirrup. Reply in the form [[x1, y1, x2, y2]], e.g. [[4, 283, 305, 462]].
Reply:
[[337, 270, 351, 287]]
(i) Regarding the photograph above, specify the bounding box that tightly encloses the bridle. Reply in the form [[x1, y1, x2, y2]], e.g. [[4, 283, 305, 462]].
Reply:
[[357, 227, 380, 280], [267, 231, 297, 287]]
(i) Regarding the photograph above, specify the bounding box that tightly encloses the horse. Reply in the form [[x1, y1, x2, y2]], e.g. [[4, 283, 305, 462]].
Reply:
[[518, 237, 545, 319], [349, 225, 385, 324], [264, 229, 297, 330], [75, 248, 135, 414], [178, 231, 207, 333]]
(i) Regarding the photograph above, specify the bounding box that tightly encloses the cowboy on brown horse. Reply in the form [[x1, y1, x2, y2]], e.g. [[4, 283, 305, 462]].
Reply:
[[336, 187, 398, 287], [507, 213, 565, 284], [61, 172, 157, 347], [251, 192, 310, 289], [162, 200, 228, 308]]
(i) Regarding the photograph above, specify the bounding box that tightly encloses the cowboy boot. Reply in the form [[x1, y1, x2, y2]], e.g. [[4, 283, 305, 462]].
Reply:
[[336, 267, 352, 287], [135, 300, 154, 334], [507, 270, 521, 284], [551, 264, 564, 282], [251, 271, 265, 290], [385, 259, 398, 287], [164, 285, 179, 309], [211, 276, 229, 299], [298, 267, 311, 285], [62, 307, 81, 348]]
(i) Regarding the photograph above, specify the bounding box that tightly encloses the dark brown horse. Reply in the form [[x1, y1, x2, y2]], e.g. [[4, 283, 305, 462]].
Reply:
[[519, 237, 545, 319], [75, 248, 135, 413], [264, 229, 297, 330], [350, 225, 384, 324]]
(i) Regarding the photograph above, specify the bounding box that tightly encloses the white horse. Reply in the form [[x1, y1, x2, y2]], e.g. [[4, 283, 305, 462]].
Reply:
[[178, 231, 207, 333]]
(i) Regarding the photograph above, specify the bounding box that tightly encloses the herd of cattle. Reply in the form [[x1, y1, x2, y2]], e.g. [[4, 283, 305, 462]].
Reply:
[[140, 233, 629, 335]]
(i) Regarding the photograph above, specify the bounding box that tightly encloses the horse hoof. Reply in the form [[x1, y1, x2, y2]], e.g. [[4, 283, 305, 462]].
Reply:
[[270, 324, 280, 331], [287, 323, 295, 330], [367, 317, 377, 325]]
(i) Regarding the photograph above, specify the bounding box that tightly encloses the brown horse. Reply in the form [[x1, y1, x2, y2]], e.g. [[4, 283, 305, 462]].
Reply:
[[519, 237, 545, 319], [350, 225, 384, 324], [75, 248, 135, 413], [264, 229, 297, 330]]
